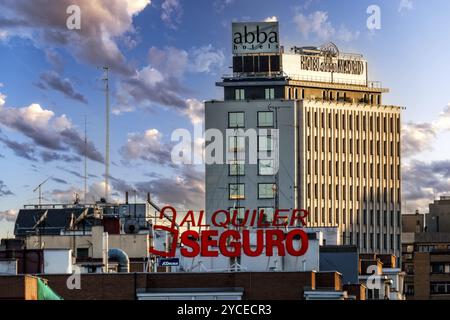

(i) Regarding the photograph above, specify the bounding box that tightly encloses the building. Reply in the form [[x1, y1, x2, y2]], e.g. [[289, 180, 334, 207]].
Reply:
[[358, 253, 405, 300], [427, 196, 450, 232], [0, 271, 362, 300], [402, 210, 425, 233], [205, 21, 402, 267], [401, 198, 450, 299]]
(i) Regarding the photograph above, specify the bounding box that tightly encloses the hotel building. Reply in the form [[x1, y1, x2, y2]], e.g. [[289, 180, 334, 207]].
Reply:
[[205, 22, 402, 263]]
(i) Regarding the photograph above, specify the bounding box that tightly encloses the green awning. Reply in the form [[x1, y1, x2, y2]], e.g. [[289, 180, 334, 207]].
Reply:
[[37, 278, 63, 300]]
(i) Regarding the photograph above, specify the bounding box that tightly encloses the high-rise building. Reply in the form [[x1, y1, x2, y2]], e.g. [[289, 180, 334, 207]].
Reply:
[[205, 21, 402, 261]]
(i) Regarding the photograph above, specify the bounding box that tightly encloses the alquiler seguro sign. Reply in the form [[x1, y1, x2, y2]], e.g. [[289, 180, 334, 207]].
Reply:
[[149, 207, 310, 258]]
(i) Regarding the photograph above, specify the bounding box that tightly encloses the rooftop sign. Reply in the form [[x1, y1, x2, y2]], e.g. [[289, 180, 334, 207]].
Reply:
[[232, 22, 279, 54]]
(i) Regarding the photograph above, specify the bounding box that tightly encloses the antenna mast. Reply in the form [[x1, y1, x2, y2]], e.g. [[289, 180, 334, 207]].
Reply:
[[102, 66, 110, 202], [84, 115, 88, 204], [33, 177, 52, 208]]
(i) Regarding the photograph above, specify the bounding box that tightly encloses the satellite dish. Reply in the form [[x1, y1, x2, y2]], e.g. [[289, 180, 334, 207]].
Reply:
[[320, 42, 339, 57]]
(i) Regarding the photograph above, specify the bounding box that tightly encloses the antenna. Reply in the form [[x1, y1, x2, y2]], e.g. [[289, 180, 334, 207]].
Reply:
[[102, 66, 110, 202], [84, 115, 88, 204], [33, 177, 52, 207]]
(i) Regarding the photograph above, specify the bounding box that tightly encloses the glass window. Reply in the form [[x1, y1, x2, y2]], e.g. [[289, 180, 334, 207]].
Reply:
[[235, 89, 245, 100], [258, 111, 274, 127], [258, 159, 275, 175], [259, 207, 274, 224], [265, 88, 275, 100], [228, 112, 245, 128], [258, 135, 273, 151], [258, 183, 275, 199], [229, 207, 246, 221], [229, 184, 245, 200], [228, 136, 245, 153], [229, 160, 245, 176]]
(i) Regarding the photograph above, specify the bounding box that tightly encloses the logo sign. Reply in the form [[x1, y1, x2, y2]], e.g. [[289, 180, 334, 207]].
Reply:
[[149, 206, 310, 259], [158, 258, 180, 267], [232, 22, 279, 54]]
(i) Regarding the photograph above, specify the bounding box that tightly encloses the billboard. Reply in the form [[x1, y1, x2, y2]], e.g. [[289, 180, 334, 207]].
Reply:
[[232, 22, 280, 54]]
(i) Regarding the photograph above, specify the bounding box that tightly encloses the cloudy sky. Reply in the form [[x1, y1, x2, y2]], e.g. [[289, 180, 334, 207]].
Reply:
[[1, 0, 450, 238]]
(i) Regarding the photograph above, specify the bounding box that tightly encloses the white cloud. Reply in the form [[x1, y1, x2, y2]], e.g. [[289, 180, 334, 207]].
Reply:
[[188, 45, 225, 74], [0, 0, 151, 75], [399, 0, 414, 12], [0, 209, 18, 222], [293, 10, 359, 42], [402, 104, 450, 158], [0, 92, 103, 162], [264, 16, 278, 22], [184, 99, 204, 125], [161, 0, 182, 29]]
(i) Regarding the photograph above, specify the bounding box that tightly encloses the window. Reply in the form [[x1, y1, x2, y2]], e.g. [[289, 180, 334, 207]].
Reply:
[[432, 263, 450, 274], [235, 89, 245, 100], [258, 183, 275, 199], [229, 207, 246, 222], [258, 111, 274, 127], [228, 136, 245, 153], [229, 184, 245, 200], [259, 207, 275, 224], [258, 159, 275, 175], [229, 160, 245, 176], [228, 112, 245, 128], [258, 135, 273, 152], [265, 88, 275, 100], [77, 247, 89, 259]]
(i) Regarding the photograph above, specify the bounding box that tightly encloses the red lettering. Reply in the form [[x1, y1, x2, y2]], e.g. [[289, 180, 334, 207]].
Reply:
[[180, 230, 200, 257], [200, 230, 219, 257], [219, 230, 241, 257], [265, 229, 286, 256], [242, 229, 264, 257], [285, 229, 309, 256], [273, 209, 289, 227], [290, 209, 309, 227]]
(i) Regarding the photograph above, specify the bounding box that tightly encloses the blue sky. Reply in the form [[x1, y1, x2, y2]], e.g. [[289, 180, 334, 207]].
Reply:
[[1, 0, 450, 238]]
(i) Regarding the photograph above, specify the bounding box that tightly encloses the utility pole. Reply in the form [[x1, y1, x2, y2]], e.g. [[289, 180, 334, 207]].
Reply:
[[102, 66, 110, 202]]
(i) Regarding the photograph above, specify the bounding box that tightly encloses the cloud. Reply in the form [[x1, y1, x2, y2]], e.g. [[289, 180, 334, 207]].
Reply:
[[36, 71, 87, 104], [184, 99, 204, 125], [40, 150, 81, 163], [0, 93, 103, 163], [45, 49, 64, 73], [214, 0, 234, 12], [399, 0, 414, 12], [0, 180, 14, 197], [0, 133, 37, 161], [0, 209, 18, 222], [0, 0, 151, 75], [264, 16, 278, 22], [293, 10, 359, 42], [187, 45, 225, 74], [135, 166, 205, 210], [113, 45, 222, 121], [403, 160, 450, 212], [51, 177, 68, 185], [120, 128, 174, 166], [402, 104, 450, 158], [161, 0, 182, 29]]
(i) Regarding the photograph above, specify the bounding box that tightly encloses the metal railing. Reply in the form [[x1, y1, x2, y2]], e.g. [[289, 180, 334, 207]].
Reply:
[[222, 71, 383, 88]]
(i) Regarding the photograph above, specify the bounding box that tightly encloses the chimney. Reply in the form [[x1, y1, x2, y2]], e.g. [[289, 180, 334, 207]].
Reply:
[[125, 191, 129, 205], [147, 192, 151, 203]]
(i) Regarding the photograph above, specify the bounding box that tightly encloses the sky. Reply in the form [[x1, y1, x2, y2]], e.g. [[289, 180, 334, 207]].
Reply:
[[1, 0, 450, 238]]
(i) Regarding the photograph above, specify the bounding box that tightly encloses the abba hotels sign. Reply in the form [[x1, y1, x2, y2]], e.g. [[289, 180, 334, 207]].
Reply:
[[232, 22, 280, 54]]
